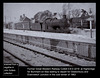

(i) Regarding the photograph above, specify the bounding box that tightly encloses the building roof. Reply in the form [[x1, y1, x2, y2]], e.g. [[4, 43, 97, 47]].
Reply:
[[22, 17, 31, 22]]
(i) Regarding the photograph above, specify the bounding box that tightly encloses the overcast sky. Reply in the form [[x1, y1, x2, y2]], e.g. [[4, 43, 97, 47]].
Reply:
[[3, 3, 96, 23]]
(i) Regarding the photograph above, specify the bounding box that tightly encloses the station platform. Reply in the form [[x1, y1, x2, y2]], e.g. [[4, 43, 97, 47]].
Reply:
[[4, 29, 95, 44], [3, 29, 96, 62]]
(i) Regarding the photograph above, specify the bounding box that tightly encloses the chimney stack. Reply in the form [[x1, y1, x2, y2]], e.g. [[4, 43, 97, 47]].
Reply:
[[20, 15, 23, 21], [23, 14, 26, 19]]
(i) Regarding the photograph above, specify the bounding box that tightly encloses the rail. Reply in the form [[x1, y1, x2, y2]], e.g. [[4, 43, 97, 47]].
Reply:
[[4, 40, 81, 66]]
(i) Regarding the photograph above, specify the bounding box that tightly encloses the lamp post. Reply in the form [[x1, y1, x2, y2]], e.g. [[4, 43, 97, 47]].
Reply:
[[86, 17, 94, 38], [86, 8, 94, 38]]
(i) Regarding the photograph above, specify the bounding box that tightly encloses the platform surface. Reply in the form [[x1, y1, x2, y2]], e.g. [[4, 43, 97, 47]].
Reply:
[[4, 29, 96, 44]]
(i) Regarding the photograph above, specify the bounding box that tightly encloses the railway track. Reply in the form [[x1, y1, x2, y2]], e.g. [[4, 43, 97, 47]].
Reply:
[[3, 49, 31, 66], [3, 39, 81, 66]]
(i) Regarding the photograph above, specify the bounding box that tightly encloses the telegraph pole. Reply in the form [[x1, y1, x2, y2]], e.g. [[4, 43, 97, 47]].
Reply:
[[5, 16, 6, 29]]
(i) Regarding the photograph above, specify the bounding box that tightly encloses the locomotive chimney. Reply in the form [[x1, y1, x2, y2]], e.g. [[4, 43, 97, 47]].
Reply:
[[63, 15, 66, 19]]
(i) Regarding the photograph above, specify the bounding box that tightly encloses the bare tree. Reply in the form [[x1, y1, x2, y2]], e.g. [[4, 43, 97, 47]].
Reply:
[[34, 10, 52, 23], [58, 13, 63, 19], [62, 3, 72, 19], [71, 9, 81, 18], [81, 9, 89, 18], [62, 4, 66, 15]]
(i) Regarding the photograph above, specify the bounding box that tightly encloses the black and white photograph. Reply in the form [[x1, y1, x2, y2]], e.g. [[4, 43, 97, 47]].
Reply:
[[3, 2, 96, 76]]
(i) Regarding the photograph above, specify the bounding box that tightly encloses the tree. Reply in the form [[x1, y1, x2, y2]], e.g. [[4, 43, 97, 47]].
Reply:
[[71, 9, 81, 18], [62, 3, 67, 15], [62, 3, 72, 19], [58, 13, 63, 19], [81, 9, 89, 18], [34, 10, 52, 23], [34, 12, 42, 23], [80, 9, 89, 29]]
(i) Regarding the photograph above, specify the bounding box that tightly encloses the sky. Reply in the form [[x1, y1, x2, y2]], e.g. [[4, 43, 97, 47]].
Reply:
[[3, 3, 96, 23]]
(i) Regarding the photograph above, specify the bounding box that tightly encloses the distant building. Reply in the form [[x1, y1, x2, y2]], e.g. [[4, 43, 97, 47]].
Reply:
[[20, 14, 31, 22], [30, 18, 35, 23], [15, 14, 31, 30], [4, 22, 15, 29]]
